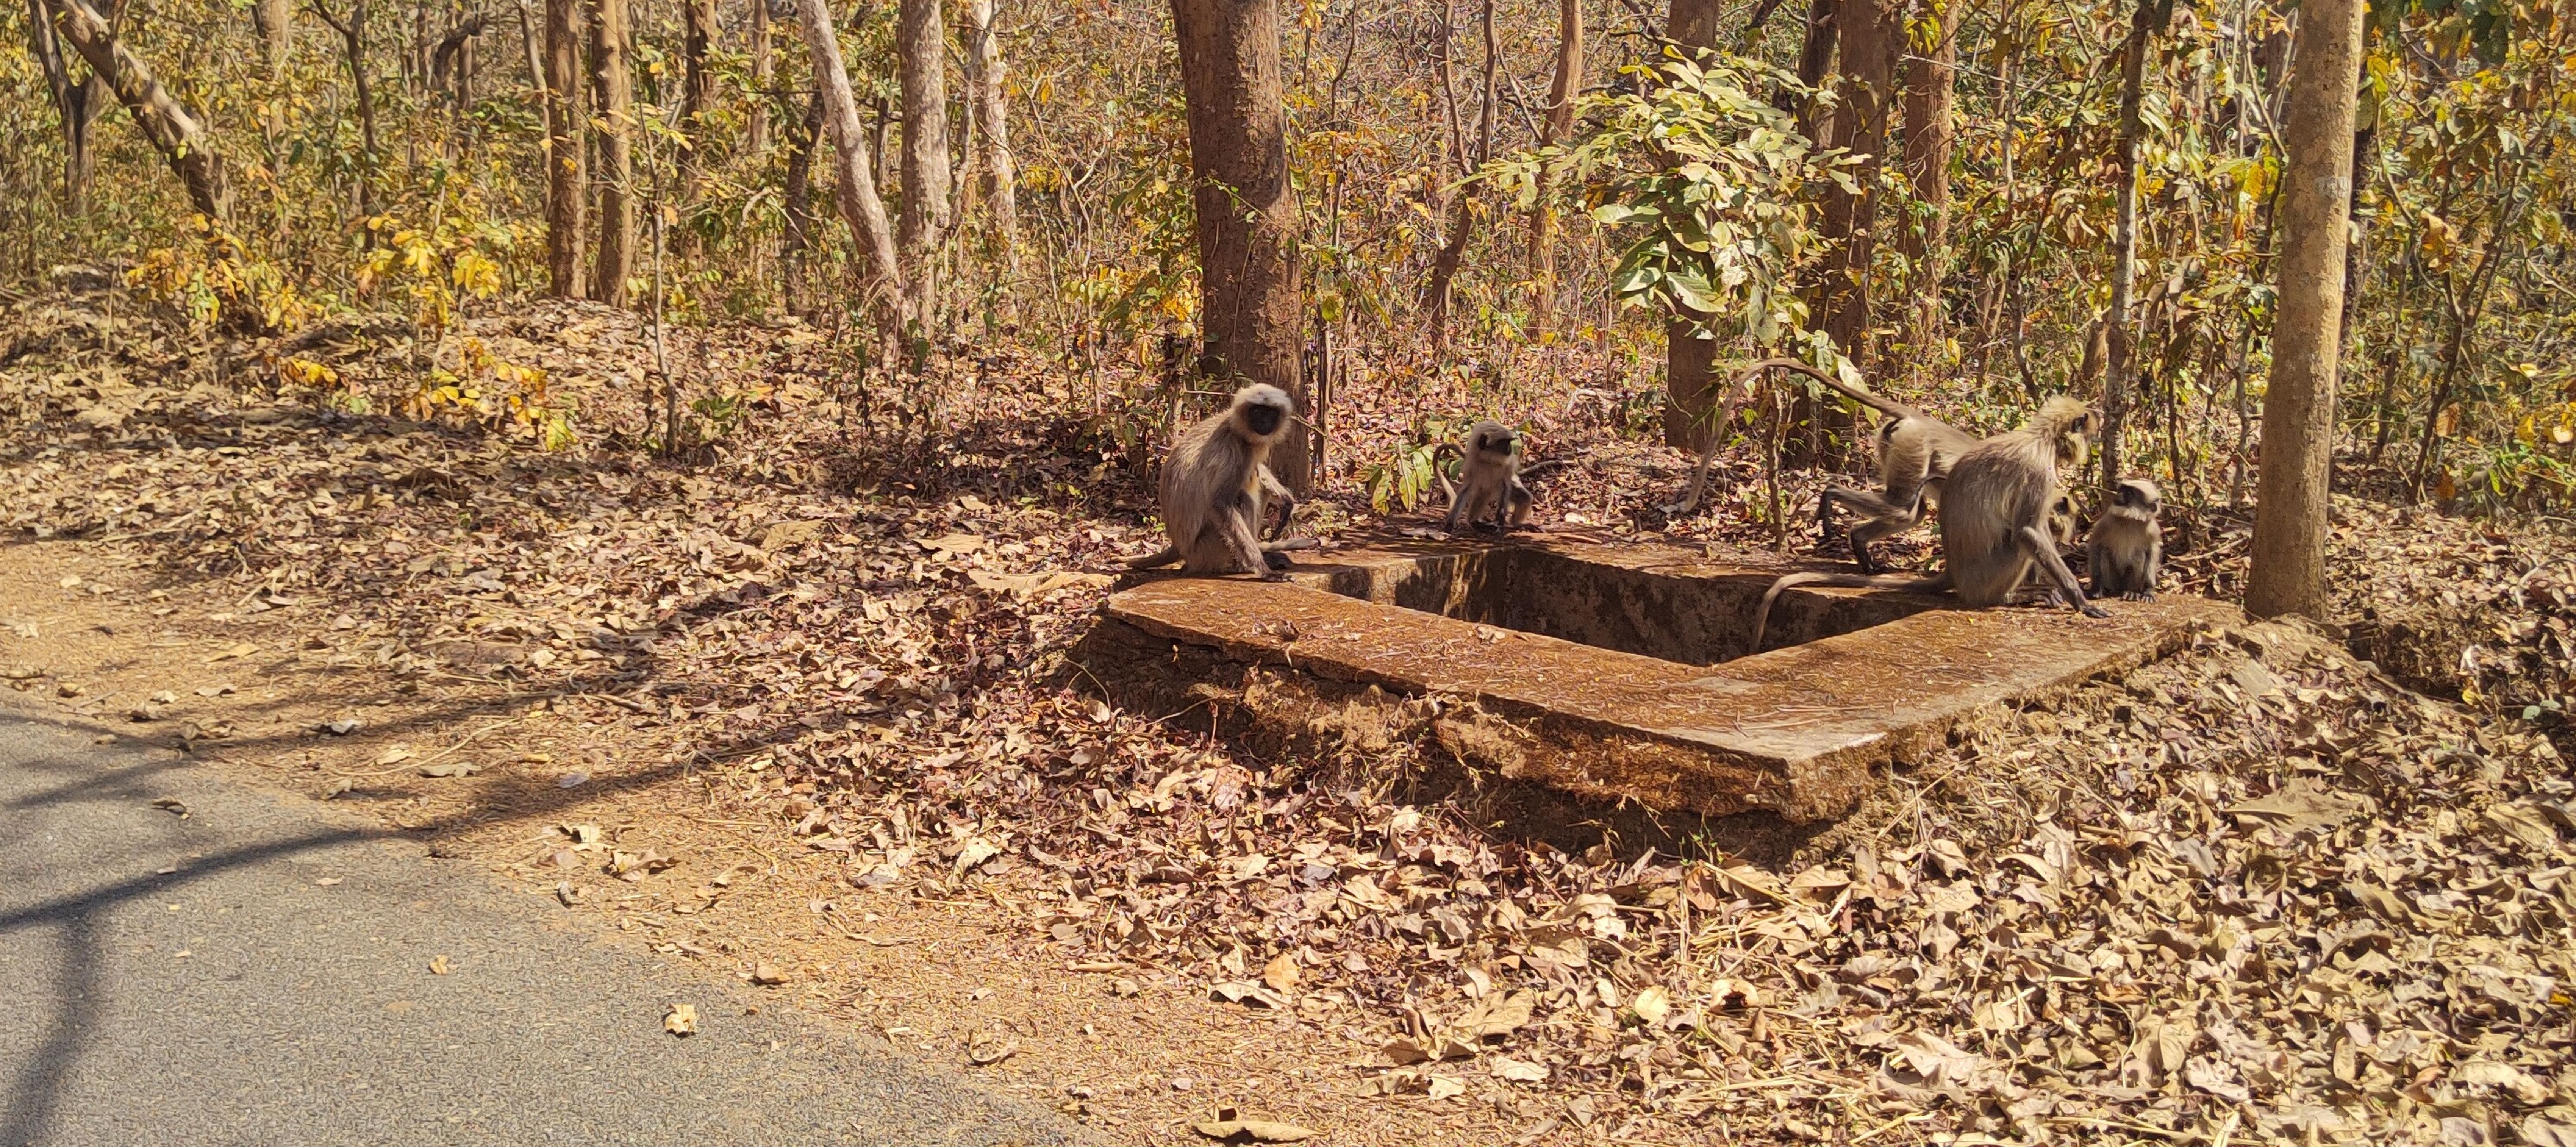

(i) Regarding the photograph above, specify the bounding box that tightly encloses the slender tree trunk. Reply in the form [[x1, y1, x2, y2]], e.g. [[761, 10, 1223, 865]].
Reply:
[[255, 0, 292, 140], [1423, 0, 1493, 350], [1527, 0, 1579, 335], [2244, 0, 2362, 619], [543, 0, 585, 296], [748, 0, 771, 157], [1896, 0, 1954, 351], [1815, 0, 1895, 366], [51, 0, 231, 220], [780, 89, 821, 316], [2099, 0, 2170, 491], [896, 0, 950, 328], [965, 0, 1017, 280], [1788, 0, 1838, 140], [25, 0, 88, 206], [589, 0, 635, 306], [795, 0, 906, 318], [1662, 0, 1727, 451], [1169, 0, 1308, 488], [309, 0, 378, 220], [680, 0, 714, 191]]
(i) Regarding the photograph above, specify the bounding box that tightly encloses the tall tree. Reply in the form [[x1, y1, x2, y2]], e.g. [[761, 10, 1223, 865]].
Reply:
[[748, 0, 772, 157], [48, 0, 229, 220], [25, 0, 107, 209], [794, 0, 905, 319], [1422, 0, 1494, 350], [1662, 0, 1724, 451], [2099, 0, 2173, 490], [2246, 0, 2365, 619], [964, 0, 1018, 279], [589, 0, 635, 306], [896, 0, 950, 326], [1896, 0, 1954, 344], [307, 0, 378, 218], [542, 0, 585, 296], [1813, 0, 1896, 366], [680, 0, 716, 191], [253, 0, 291, 141], [1169, 0, 1308, 488], [1526, 0, 1580, 334]]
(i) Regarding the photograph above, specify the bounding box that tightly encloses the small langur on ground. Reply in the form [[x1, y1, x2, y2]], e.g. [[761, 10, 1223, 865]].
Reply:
[[1123, 384, 1316, 580], [1749, 397, 2106, 651], [2086, 478, 2163, 600], [1444, 421, 1534, 533], [2048, 491, 2081, 550]]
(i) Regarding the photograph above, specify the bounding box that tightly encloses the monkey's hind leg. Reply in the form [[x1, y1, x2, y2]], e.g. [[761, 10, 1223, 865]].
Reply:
[[2016, 524, 2107, 618], [1222, 499, 1288, 581]]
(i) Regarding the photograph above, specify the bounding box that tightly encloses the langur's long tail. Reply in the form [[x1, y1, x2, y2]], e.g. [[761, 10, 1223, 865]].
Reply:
[[1123, 546, 1182, 570], [1749, 571, 1949, 655]]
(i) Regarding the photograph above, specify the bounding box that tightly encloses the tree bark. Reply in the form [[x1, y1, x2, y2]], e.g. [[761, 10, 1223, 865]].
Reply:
[[896, 0, 950, 327], [589, 0, 635, 306], [308, 0, 377, 219], [1422, 0, 1493, 350], [1526, 0, 1579, 335], [780, 90, 822, 316], [681, 0, 715, 190], [1169, 0, 1308, 488], [543, 0, 585, 296], [965, 0, 1018, 278], [2099, 0, 2170, 491], [1788, 0, 1838, 140], [52, 0, 231, 221], [748, 0, 772, 157], [25, 0, 96, 207], [1896, 0, 1954, 339], [1662, 0, 1727, 451], [1815, 0, 1895, 367], [2244, 0, 2362, 620], [795, 0, 906, 319], [253, 0, 291, 139]]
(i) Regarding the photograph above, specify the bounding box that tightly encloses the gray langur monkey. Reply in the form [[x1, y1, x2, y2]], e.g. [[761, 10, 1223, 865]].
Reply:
[[2086, 478, 2163, 600], [1123, 384, 1315, 580], [1749, 396, 2106, 652], [1444, 421, 1534, 533]]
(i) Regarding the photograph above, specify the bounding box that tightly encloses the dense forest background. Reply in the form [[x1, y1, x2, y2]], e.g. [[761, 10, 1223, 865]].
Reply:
[[2, 0, 2569, 517]]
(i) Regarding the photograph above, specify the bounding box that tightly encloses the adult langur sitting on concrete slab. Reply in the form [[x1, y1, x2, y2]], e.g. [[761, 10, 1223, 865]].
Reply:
[[1749, 396, 2108, 652], [1443, 421, 1534, 533], [2087, 478, 2164, 600], [1123, 384, 1315, 580]]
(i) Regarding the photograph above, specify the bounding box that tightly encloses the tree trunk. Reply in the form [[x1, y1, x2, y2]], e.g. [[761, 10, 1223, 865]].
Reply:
[[2244, 0, 2362, 620], [1896, 0, 1954, 344], [681, 0, 715, 190], [254, 0, 291, 139], [965, 0, 1017, 279], [748, 0, 771, 157], [1788, 0, 1838, 140], [1169, 0, 1308, 488], [309, 0, 378, 219], [1422, 0, 1493, 350], [1526, 0, 1579, 335], [25, 0, 88, 206], [795, 0, 906, 318], [50, 0, 231, 221], [2099, 0, 2170, 492], [896, 0, 950, 327], [589, 0, 634, 306], [780, 89, 821, 316], [543, 0, 585, 296], [1815, 0, 1895, 366], [1661, 0, 1727, 451]]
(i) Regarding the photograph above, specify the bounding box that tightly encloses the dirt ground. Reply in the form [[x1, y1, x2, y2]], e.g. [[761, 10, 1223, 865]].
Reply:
[[8, 286, 2576, 1146]]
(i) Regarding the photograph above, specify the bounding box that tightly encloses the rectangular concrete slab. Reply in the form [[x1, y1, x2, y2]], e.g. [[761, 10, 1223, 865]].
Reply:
[[1076, 536, 2238, 823]]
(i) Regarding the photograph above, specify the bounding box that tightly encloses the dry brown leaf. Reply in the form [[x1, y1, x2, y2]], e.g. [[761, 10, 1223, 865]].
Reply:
[[663, 1002, 697, 1036], [1261, 952, 1300, 994]]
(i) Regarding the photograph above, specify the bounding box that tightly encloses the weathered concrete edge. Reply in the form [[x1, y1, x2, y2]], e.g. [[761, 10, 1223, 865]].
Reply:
[[1087, 597, 1835, 819]]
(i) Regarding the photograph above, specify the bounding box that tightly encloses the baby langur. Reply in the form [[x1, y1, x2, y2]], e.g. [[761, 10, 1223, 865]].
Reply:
[[1124, 384, 1315, 580], [1444, 421, 1534, 533], [1750, 397, 2106, 651], [2086, 478, 2163, 600]]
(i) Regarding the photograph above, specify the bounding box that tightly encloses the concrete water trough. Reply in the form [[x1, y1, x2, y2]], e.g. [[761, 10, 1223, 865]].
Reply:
[[1067, 532, 2238, 824]]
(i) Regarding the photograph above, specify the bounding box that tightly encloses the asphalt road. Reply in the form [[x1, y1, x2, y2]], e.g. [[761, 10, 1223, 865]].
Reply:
[[0, 704, 1080, 1147]]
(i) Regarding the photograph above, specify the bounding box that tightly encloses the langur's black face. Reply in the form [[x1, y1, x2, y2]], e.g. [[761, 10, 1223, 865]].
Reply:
[[1240, 400, 1286, 438], [2120, 481, 2160, 511], [1476, 428, 1516, 456]]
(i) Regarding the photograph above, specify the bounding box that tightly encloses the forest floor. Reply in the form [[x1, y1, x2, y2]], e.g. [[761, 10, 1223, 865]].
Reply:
[[6, 278, 2576, 1147]]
